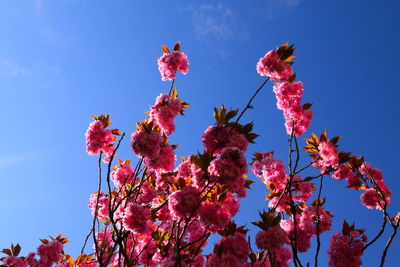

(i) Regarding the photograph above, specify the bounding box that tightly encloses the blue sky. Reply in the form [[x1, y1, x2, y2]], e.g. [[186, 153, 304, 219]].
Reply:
[[0, 0, 399, 265]]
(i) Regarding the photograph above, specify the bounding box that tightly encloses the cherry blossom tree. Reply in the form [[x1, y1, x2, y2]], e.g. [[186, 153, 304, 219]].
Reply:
[[2, 42, 398, 267]]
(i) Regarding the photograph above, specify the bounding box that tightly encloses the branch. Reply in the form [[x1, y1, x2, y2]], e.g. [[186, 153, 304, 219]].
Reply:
[[362, 215, 387, 252], [379, 220, 399, 267], [314, 175, 324, 267], [236, 77, 270, 123]]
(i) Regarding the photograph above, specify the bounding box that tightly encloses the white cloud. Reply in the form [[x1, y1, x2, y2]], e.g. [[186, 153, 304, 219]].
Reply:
[[34, 0, 43, 13], [181, 4, 247, 41], [264, 0, 303, 18], [0, 60, 31, 77], [41, 29, 77, 49], [0, 152, 44, 169]]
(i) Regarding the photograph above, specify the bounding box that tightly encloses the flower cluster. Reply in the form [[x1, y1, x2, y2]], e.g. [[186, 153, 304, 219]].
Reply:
[[157, 42, 189, 81], [85, 114, 119, 162], [149, 93, 185, 136], [257, 50, 293, 81], [327, 222, 367, 267], [5, 41, 395, 267], [273, 81, 313, 136]]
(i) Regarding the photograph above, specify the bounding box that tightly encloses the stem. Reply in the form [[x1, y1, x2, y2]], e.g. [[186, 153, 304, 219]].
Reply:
[[236, 77, 269, 123], [380, 221, 399, 267], [92, 153, 104, 266], [314, 176, 324, 267], [169, 79, 176, 95], [362, 215, 387, 252]]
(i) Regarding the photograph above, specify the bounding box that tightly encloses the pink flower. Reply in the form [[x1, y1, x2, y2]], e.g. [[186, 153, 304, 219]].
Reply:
[[202, 126, 248, 155], [273, 81, 303, 111], [168, 186, 200, 219], [111, 160, 135, 188], [3, 256, 27, 267], [257, 50, 293, 81], [360, 189, 380, 209], [317, 140, 339, 170], [88, 192, 109, 220], [283, 106, 313, 136], [255, 226, 288, 251], [122, 203, 151, 234], [37, 240, 63, 266], [158, 51, 189, 81], [150, 93, 183, 136], [251, 152, 287, 190], [85, 120, 116, 162], [300, 206, 332, 234], [328, 232, 365, 267], [144, 145, 176, 172], [199, 202, 230, 232], [131, 130, 163, 160]]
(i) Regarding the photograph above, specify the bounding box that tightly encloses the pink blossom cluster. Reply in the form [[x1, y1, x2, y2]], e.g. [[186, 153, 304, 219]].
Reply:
[[257, 50, 293, 81], [312, 140, 339, 173], [359, 163, 391, 209], [150, 93, 183, 136], [131, 129, 176, 172], [85, 120, 116, 162], [251, 153, 313, 211], [111, 160, 135, 188], [208, 147, 248, 197], [2, 241, 64, 267], [199, 194, 239, 232], [158, 51, 189, 81], [202, 125, 248, 155], [122, 203, 151, 234], [168, 186, 200, 219], [208, 232, 249, 266], [273, 81, 313, 136], [255, 225, 288, 251], [88, 192, 109, 220], [327, 231, 367, 267]]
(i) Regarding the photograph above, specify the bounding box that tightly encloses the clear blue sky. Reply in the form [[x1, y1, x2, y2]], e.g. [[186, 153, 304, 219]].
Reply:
[[0, 0, 399, 266]]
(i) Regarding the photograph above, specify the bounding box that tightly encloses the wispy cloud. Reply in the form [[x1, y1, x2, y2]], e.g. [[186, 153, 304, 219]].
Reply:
[[263, 0, 303, 18], [0, 152, 44, 169], [0, 60, 32, 77], [41, 29, 77, 49], [34, 0, 44, 13], [180, 4, 247, 41]]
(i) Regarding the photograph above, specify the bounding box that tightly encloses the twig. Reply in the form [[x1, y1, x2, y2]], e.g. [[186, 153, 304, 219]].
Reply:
[[362, 215, 387, 252], [236, 77, 270, 123], [314, 175, 324, 267], [379, 220, 399, 267], [169, 79, 176, 95]]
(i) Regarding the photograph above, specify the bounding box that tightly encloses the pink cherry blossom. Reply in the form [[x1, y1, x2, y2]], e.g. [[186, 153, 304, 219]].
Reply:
[[158, 51, 189, 81], [150, 93, 182, 136], [122, 203, 151, 234], [257, 50, 293, 81]]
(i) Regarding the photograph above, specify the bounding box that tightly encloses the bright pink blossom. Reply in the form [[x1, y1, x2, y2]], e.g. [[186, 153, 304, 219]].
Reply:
[[158, 51, 189, 81], [328, 232, 365, 267], [150, 93, 182, 136], [36, 240, 63, 266], [85, 120, 116, 162], [257, 50, 293, 81], [168, 186, 200, 219], [131, 130, 163, 159], [88, 192, 109, 220], [111, 160, 135, 188], [122, 203, 151, 234], [255, 226, 288, 251], [202, 126, 248, 155]]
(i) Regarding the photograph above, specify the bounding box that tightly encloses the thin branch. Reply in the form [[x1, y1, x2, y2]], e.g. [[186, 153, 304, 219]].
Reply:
[[379, 220, 399, 267], [236, 77, 270, 123], [169, 79, 176, 95], [314, 175, 324, 267], [362, 215, 387, 252]]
